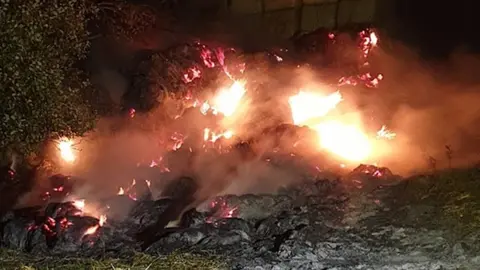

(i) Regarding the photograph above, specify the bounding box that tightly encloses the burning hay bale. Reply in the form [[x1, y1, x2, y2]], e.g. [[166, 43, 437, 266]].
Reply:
[[5, 27, 480, 269]]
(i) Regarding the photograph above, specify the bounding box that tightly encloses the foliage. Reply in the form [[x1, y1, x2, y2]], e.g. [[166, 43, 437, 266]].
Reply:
[[126, 45, 205, 113], [98, 0, 171, 43], [0, 249, 227, 270], [0, 0, 98, 157]]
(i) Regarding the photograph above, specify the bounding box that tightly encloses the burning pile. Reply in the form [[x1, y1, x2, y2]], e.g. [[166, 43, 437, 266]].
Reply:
[[1, 163, 393, 257], [1, 29, 404, 259], [58, 29, 394, 169]]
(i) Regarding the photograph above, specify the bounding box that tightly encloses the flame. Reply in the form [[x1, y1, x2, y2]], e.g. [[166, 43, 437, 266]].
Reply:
[[314, 121, 372, 162], [83, 224, 99, 236], [377, 125, 396, 140], [211, 81, 246, 117], [288, 90, 379, 162], [73, 199, 85, 210], [203, 128, 234, 143], [183, 67, 202, 83], [99, 215, 107, 226], [58, 138, 75, 163], [289, 91, 342, 125]]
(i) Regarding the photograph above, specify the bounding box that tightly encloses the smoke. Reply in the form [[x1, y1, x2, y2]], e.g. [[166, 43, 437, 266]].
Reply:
[[18, 29, 479, 216], [370, 44, 480, 174], [91, 69, 128, 106]]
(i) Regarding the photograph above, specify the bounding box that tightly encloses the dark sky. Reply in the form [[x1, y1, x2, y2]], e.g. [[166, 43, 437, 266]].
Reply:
[[394, 0, 478, 56]]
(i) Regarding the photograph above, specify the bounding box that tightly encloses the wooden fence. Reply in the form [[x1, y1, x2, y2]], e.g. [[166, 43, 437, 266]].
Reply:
[[226, 0, 380, 37]]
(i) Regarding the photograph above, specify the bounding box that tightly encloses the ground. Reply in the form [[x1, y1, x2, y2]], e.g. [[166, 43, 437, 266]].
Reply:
[[0, 249, 226, 270], [3, 166, 480, 270]]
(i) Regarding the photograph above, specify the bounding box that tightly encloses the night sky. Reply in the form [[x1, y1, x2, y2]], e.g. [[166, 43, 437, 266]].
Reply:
[[394, 0, 478, 57]]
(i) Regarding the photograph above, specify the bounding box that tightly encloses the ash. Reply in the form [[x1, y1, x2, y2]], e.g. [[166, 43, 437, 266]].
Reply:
[[2, 165, 480, 270]]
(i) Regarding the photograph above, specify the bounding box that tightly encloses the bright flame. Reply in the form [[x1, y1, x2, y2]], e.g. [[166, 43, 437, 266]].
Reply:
[[58, 138, 75, 163], [99, 215, 107, 226], [314, 121, 372, 162], [203, 128, 234, 143], [288, 90, 376, 162], [289, 91, 342, 125], [370, 32, 378, 47], [211, 81, 246, 117], [83, 225, 99, 236], [73, 199, 85, 210], [377, 125, 396, 140]]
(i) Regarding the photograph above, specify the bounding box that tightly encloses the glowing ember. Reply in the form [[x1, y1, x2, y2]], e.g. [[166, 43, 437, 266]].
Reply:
[[83, 224, 99, 236], [129, 108, 136, 118], [203, 128, 234, 143], [377, 125, 396, 140], [359, 29, 378, 58], [289, 91, 342, 125], [199, 102, 211, 115], [211, 81, 246, 117], [183, 66, 202, 83], [314, 121, 372, 162], [58, 138, 75, 163], [73, 199, 85, 210], [223, 130, 233, 139], [99, 215, 107, 226]]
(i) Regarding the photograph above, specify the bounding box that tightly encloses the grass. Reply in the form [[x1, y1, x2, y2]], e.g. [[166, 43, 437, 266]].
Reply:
[[0, 249, 228, 270], [385, 166, 480, 239]]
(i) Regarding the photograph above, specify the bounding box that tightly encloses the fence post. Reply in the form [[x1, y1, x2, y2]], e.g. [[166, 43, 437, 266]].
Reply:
[[294, 0, 304, 36]]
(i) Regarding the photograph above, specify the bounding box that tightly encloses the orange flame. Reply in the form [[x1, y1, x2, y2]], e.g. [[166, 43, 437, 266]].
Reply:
[[73, 199, 85, 210], [99, 215, 107, 226], [314, 121, 372, 162], [203, 128, 234, 143], [289, 91, 342, 125], [83, 224, 99, 236], [288, 90, 385, 162], [211, 81, 246, 117], [58, 138, 76, 163], [377, 125, 396, 140]]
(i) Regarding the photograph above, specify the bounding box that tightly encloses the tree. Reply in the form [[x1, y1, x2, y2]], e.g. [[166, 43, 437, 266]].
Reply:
[[0, 0, 98, 161], [97, 0, 172, 46]]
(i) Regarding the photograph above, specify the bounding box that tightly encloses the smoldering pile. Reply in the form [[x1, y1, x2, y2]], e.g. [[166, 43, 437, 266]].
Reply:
[[0, 163, 398, 259], [0, 28, 416, 269]]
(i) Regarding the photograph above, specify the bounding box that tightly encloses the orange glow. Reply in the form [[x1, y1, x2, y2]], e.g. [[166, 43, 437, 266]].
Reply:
[[314, 121, 372, 162], [83, 225, 99, 236], [289, 91, 342, 125], [99, 215, 107, 226], [288, 89, 387, 163], [377, 125, 396, 140], [203, 128, 234, 143], [73, 199, 85, 210], [211, 81, 246, 117], [58, 138, 76, 163]]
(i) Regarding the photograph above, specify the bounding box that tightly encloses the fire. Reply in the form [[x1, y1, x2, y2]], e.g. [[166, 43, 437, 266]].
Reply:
[[314, 121, 372, 162], [183, 67, 202, 83], [289, 91, 342, 125], [57, 138, 75, 163], [73, 199, 85, 210], [99, 214, 107, 226], [211, 81, 246, 117], [83, 224, 99, 236], [377, 125, 396, 140], [288, 90, 379, 162], [203, 128, 234, 143]]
